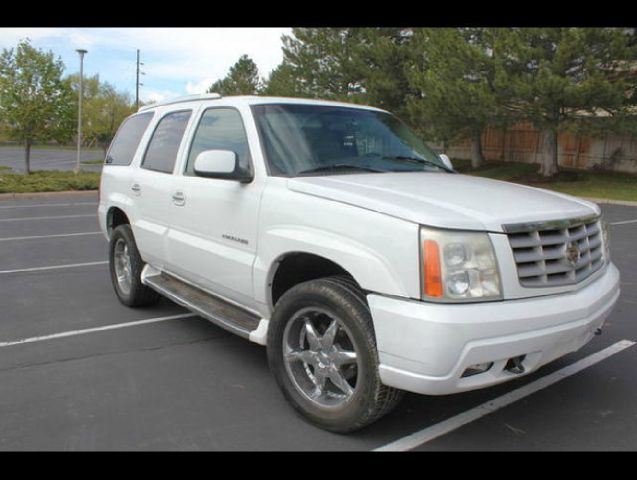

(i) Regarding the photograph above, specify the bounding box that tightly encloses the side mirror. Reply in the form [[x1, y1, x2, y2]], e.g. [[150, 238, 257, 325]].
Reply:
[[439, 153, 453, 171], [193, 149, 252, 183]]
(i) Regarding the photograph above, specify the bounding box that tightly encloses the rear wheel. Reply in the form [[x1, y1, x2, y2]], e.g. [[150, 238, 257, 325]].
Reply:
[[108, 224, 160, 307], [267, 276, 403, 432]]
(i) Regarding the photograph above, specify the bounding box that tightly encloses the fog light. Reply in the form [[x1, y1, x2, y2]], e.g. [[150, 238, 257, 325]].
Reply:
[[461, 362, 494, 378]]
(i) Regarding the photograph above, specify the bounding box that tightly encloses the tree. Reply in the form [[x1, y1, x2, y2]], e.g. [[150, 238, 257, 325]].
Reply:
[[353, 28, 415, 118], [207, 54, 262, 95], [269, 27, 415, 113], [494, 28, 637, 176], [279, 28, 368, 100], [262, 63, 306, 97], [67, 74, 134, 154], [406, 28, 503, 168], [0, 39, 75, 174]]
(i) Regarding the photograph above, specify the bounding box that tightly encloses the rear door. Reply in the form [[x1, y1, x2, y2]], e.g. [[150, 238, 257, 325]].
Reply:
[[131, 109, 193, 267], [99, 112, 154, 237]]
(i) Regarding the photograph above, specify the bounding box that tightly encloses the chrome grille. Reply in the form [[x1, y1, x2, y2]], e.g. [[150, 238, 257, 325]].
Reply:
[[504, 216, 605, 288]]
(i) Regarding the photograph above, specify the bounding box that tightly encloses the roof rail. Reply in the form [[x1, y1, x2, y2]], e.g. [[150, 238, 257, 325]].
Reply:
[[138, 93, 222, 111]]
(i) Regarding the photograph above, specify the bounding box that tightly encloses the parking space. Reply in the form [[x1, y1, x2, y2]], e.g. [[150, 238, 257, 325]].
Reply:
[[0, 193, 635, 450]]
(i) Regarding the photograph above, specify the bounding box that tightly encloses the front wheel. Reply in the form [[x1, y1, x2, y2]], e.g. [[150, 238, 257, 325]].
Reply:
[[267, 276, 403, 432]]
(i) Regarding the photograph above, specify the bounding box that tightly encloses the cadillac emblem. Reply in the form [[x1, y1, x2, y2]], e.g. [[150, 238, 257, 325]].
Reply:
[[565, 243, 581, 266]]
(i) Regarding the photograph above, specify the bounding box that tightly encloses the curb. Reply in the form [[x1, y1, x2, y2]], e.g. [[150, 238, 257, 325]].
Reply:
[[583, 197, 637, 207], [0, 190, 98, 201]]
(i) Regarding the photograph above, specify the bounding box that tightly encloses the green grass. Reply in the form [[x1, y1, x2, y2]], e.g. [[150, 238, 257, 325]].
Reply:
[[0, 159, 634, 201], [0, 170, 100, 193], [454, 159, 637, 202], [81, 159, 105, 165]]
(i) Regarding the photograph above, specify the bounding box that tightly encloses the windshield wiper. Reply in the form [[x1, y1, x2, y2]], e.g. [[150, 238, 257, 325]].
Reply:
[[384, 156, 454, 173], [297, 164, 385, 176]]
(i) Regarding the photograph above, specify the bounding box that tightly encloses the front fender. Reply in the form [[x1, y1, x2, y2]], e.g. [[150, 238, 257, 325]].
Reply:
[[253, 223, 420, 309]]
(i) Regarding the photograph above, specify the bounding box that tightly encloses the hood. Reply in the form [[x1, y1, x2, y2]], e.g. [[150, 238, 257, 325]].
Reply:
[[287, 172, 599, 232]]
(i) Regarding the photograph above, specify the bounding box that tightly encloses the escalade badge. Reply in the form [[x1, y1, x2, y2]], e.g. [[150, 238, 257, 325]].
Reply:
[[565, 243, 581, 266]]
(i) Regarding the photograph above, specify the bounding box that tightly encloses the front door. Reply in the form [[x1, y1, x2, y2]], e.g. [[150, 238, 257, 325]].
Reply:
[[166, 107, 264, 309]]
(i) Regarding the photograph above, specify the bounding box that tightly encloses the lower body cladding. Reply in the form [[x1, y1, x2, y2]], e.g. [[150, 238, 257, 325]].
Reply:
[[369, 263, 621, 395]]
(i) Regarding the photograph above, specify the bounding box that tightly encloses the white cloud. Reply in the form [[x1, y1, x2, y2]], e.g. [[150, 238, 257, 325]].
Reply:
[[0, 28, 291, 99], [185, 77, 215, 95], [142, 88, 183, 103]]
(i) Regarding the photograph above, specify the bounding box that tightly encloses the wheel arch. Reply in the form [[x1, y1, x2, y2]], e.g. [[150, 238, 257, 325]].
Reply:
[[106, 206, 131, 237], [268, 252, 360, 310]]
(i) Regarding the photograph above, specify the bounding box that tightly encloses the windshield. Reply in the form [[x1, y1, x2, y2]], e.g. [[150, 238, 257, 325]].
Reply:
[[251, 104, 449, 177]]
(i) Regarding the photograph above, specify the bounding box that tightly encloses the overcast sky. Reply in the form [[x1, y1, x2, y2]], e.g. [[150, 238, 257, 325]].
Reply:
[[0, 28, 291, 102]]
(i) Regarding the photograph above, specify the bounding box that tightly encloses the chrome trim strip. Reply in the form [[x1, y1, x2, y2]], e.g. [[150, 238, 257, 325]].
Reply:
[[502, 214, 600, 234]]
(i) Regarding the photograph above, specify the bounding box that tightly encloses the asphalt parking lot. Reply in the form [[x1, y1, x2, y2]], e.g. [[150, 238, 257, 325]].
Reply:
[[0, 193, 636, 451], [0, 146, 103, 173]]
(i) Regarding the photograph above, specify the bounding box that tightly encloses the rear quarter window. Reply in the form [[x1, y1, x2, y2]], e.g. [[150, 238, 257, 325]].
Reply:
[[105, 112, 154, 166]]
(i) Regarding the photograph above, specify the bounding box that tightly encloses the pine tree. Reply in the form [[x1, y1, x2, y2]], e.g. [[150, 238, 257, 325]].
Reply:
[[494, 28, 636, 176], [207, 55, 262, 96]]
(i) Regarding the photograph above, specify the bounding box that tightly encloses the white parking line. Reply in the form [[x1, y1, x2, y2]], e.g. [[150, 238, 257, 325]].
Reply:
[[0, 202, 96, 209], [610, 219, 637, 226], [0, 214, 95, 222], [0, 260, 108, 274], [0, 231, 102, 242], [0, 313, 198, 348], [374, 339, 636, 452]]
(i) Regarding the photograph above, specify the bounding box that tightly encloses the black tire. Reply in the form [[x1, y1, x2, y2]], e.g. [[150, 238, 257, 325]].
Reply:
[[108, 224, 160, 308], [267, 276, 403, 432]]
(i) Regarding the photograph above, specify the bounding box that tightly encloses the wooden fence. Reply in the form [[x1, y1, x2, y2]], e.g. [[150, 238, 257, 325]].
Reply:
[[447, 123, 637, 173]]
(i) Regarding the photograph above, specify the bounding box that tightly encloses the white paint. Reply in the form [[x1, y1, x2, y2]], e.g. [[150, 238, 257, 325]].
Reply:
[[0, 231, 101, 242], [610, 219, 637, 226], [0, 260, 107, 274], [0, 202, 96, 209], [248, 319, 269, 346], [370, 264, 620, 393], [374, 339, 635, 452], [0, 214, 95, 222], [0, 313, 198, 348]]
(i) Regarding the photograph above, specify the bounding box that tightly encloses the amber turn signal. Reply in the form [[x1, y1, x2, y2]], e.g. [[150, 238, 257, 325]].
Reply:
[[423, 239, 443, 297]]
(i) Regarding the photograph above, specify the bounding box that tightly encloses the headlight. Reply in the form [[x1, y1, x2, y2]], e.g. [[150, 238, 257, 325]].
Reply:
[[420, 226, 501, 302]]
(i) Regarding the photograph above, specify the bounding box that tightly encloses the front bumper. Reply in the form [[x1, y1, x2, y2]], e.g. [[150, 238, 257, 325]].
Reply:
[[368, 263, 620, 395]]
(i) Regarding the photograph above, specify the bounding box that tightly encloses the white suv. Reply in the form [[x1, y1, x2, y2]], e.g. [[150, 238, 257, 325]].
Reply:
[[98, 94, 620, 432]]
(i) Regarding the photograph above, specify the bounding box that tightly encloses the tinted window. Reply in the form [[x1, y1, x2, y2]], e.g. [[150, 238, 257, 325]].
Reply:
[[105, 113, 153, 166], [142, 110, 192, 173], [251, 104, 445, 177], [185, 108, 251, 175]]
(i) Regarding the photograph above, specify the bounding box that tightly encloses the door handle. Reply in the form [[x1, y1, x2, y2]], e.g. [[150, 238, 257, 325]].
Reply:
[[131, 183, 141, 195], [172, 191, 186, 206]]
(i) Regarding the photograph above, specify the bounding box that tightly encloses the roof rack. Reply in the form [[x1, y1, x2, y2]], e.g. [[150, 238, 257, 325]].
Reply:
[[138, 93, 222, 111]]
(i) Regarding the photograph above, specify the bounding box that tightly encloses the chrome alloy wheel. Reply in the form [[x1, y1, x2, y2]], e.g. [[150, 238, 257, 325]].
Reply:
[[113, 238, 133, 295], [282, 307, 360, 408]]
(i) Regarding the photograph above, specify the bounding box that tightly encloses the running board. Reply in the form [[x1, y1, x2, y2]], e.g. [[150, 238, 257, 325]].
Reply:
[[143, 271, 261, 340]]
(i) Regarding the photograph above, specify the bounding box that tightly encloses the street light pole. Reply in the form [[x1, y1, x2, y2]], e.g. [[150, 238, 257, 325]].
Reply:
[[75, 49, 87, 175]]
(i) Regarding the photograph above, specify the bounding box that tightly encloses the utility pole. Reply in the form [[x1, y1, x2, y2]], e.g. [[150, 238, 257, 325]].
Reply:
[[75, 49, 87, 175], [135, 49, 145, 110]]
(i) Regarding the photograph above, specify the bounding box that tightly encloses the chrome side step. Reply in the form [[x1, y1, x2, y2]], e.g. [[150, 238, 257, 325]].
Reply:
[[143, 271, 261, 340]]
